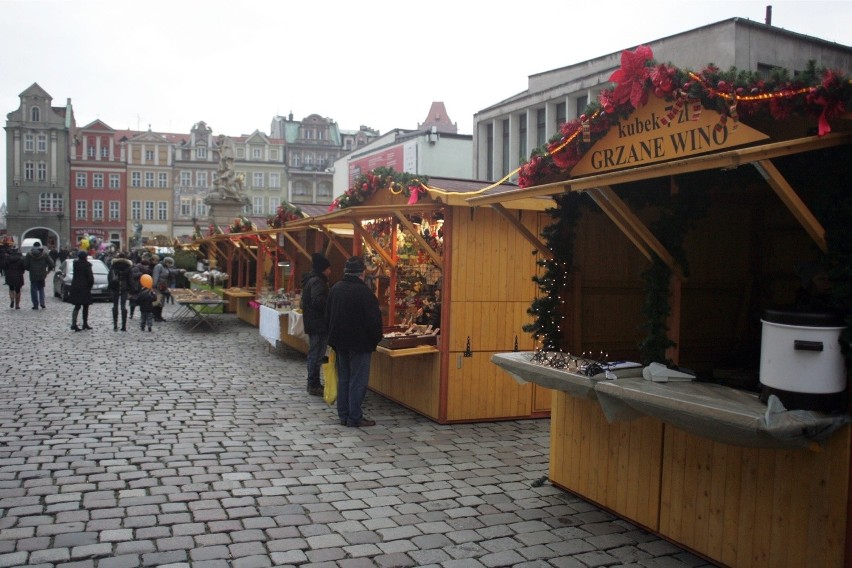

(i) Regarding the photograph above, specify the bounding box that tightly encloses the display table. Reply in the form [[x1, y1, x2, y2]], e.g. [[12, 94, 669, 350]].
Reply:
[[492, 351, 852, 568], [258, 305, 308, 354], [169, 289, 226, 331], [224, 288, 258, 327]]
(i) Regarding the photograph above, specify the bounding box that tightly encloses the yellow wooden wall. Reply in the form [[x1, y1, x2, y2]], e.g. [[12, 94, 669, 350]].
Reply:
[[369, 353, 440, 420], [549, 391, 663, 529], [660, 426, 851, 568], [445, 206, 551, 421]]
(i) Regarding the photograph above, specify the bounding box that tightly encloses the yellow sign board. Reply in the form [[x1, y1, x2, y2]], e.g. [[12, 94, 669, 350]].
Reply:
[[571, 96, 768, 176]]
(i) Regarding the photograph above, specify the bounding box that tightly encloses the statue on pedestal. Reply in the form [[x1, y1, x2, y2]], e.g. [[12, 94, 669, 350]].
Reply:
[[208, 135, 249, 203]]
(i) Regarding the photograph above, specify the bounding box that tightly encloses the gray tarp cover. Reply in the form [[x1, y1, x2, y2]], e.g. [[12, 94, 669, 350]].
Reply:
[[492, 352, 850, 449]]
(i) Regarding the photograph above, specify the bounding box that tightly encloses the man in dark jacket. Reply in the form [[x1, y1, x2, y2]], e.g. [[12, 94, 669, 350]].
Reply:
[[108, 252, 134, 331], [301, 253, 332, 396], [326, 255, 383, 427], [22, 242, 54, 310]]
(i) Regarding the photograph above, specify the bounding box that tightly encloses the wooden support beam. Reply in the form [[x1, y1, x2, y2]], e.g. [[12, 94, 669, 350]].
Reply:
[[352, 222, 396, 267], [753, 159, 828, 253], [393, 209, 443, 266], [280, 231, 312, 261], [490, 203, 553, 259], [588, 186, 685, 281], [317, 225, 352, 259]]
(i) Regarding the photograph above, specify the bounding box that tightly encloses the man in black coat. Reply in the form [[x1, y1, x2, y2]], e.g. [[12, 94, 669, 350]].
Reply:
[[301, 252, 332, 396], [326, 256, 383, 427]]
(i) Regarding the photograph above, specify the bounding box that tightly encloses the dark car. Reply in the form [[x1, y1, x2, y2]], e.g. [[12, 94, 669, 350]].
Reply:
[[53, 258, 111, 302]]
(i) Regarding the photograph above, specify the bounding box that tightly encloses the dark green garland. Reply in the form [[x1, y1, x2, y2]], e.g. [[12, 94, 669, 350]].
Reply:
[[637, 186, 708, 364], [523, 192, 583, 350]]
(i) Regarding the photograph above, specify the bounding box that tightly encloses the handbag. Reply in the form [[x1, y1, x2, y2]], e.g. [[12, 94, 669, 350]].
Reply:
[[323, 349, 337, 406]]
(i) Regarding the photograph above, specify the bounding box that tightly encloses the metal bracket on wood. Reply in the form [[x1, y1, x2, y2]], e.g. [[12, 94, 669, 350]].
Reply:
[[464, 336, 473, 357]]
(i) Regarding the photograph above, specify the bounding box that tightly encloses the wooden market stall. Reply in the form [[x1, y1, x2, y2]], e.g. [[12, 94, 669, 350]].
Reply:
[[285, 175, 557, 423], [472, 57, 852, 567]]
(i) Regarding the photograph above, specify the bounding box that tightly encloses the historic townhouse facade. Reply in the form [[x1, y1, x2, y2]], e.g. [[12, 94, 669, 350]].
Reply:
[[4, 83, 74, 248], [231, 130, 287, 222], [122, 129, 184, 245], [69, 119, 127, 248], [173, 121, 217, 239]]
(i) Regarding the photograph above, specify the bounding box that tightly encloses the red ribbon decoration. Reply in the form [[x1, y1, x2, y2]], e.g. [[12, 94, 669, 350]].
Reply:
[[407, 185, 426, 205]]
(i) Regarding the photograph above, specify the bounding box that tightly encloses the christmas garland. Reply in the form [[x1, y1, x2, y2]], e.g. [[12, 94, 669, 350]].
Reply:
[[329, 167, 429, 210], [523, 192, 584, 351], [227, 215, 256, 234], [267, 201, 304, 228], [518, 47, 851, 188]]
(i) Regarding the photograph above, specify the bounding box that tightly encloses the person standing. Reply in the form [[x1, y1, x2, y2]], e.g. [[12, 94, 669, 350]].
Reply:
[[135, 284, 157, 332], [301, 252, 332, 397], [128, 253, 153, 319], [108, 252, 134, 331], [326, 256, 383, 427], [69, 251, 94, 331], [3, 247, 25, 309], [22, 242, 54, 310]]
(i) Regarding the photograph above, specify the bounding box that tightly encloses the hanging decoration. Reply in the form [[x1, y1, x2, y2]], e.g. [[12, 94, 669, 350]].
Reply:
[[227, 215, 256, 234], [267, 202, 304, 228], [517, 47, 851, 188], [329, 167, 428, 210]]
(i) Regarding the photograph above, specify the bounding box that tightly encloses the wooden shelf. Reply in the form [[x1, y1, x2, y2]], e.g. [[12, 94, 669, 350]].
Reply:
[[376, 345, 440, 358]]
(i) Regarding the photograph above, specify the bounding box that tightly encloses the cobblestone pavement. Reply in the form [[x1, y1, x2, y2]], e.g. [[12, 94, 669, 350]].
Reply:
[[0, 283, 714, 567]]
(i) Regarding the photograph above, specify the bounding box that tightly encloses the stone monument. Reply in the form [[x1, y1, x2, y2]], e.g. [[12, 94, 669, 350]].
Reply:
[[204, 135, 250, 226]]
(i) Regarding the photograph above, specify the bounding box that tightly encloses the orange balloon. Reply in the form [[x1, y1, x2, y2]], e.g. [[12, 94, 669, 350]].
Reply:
[[140, 274, 153, 289]]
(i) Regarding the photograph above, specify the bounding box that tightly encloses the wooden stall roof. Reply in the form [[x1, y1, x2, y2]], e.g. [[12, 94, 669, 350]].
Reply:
[[423, 176, 555, 211]]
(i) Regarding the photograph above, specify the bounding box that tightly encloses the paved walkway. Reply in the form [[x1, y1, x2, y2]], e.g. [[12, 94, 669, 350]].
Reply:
[[0, 284, 713, 567]]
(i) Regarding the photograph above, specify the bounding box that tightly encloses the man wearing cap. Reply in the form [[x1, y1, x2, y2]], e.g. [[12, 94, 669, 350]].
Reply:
[[326, 255, 383, 427], [22, 242, 54, 310], [301, 252, 332, 396]]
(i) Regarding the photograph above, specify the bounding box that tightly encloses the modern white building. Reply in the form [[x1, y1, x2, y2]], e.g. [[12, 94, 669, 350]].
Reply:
[[473, 17, 852, 182]]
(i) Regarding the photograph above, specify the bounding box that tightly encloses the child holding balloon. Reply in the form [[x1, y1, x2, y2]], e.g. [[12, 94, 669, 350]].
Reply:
[[136, 273, 157, 332]]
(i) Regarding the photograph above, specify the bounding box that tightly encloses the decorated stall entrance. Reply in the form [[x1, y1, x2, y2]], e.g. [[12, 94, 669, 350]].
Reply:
[[472, 47, 852, 568]]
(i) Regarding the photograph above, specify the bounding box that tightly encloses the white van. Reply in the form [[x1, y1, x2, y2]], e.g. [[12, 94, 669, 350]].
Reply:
[[20, 238, 43, 255]]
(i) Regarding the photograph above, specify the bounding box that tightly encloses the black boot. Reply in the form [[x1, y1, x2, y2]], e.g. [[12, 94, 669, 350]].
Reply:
[[121, 310, 127, 332], [113, 306, 119, 331], [82, 306, 92, 330]]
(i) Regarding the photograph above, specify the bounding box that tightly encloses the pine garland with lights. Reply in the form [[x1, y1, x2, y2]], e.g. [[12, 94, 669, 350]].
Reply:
[[330, 167, 428, 210], [267, 202, 304, 228], [523, 192, 584, 350]]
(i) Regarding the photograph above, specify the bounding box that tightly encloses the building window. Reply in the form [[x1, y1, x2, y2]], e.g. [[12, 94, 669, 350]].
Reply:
[[87, 146, 96, 157], [24, 134, 33, 152], [318, 130, 324, 141], [196, 171, 207, 188], [93, 173, 104, 188], [76, 200, 87, 220], [291, 154, 300, 167], [196, 147, 207, 159], [195, 201, 207, 218], [519, 113, 527, 160], [502, 118, 510, 176], [145, 150, 154, 161], [131, 201, 141, 220], [144, 201, 154, 220], [536, 108, 546, 147], [158, 201, 168, 221], [304, 154, 313, 169], [24, 161, 34, 181], [180, 171, 191, 186], [269, 197, 279, 214], [158, 172, 168, 188], [37, 135, 47, 153], [270, 150, 278, 160], [180, 198, 191, 216], [293, 182, 308, 196], [252, 172, 264, 188], [31, 107, 40, 122], [252, 147, 262, 160], [93, 201, 104, 220], [236, 148, 245, 158], [486, 123, 493, 179], [109, 174, 120, 189], [109, 201, 120, 220], [269, 173, 280, 188], [131, 171, 141, 187], [101, 146, 109, 158], [253, 197, 264, 215], [575, 95, 588, 118], [556, 102, 566, 128], [317, 183, 331, 197], [144, 172, 154, 187], [39, 192, 63, 213], [37, 162, 46, 181], [76, 172, 87, 188]]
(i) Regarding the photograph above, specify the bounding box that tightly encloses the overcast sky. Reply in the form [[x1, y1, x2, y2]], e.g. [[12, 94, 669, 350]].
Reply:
[[2, 0, 851, 207]]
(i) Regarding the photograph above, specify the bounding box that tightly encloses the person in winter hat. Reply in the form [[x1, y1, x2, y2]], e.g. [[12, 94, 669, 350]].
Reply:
[[326, 255, 383, 427], [3, 247, 25, 309], [22, 242, 54, 310], [69, 250, 94, 331], [108, 252, 134, 331], [301, 252, 332, 396], [128, 254, 153, 319]]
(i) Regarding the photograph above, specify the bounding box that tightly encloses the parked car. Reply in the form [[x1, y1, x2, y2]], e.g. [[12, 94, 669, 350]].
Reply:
[[53, 258, 111, 302]]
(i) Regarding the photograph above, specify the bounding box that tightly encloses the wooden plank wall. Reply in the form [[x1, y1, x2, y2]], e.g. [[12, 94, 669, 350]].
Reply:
[[369, 353, 440, 420], [446, 207, 550, 421], [660, 425, 850, 568], [549, 391, 664, 529]]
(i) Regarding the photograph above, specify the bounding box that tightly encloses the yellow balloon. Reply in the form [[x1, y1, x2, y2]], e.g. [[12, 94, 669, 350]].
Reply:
[[80, 238, 90, 250]]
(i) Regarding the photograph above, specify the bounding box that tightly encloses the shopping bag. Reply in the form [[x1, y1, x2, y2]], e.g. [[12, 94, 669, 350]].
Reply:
[[323, 349, 337, 406]]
